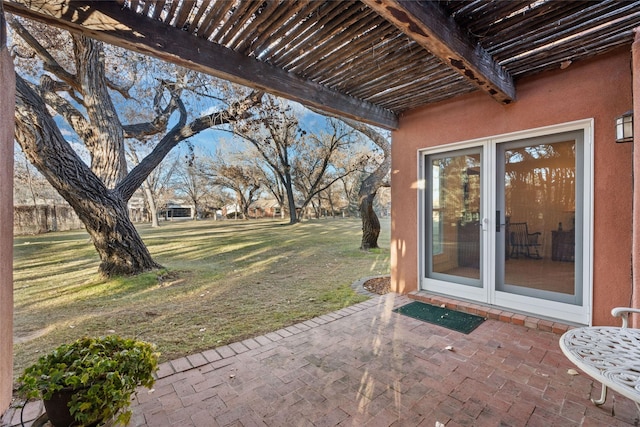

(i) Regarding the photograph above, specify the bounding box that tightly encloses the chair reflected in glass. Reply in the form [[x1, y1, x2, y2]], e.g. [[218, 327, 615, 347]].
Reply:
[[509, 222, 542, 259]]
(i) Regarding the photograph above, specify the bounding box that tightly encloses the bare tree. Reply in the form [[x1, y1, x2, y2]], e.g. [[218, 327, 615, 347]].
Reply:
[[230, 97, 301, 223], [291, 119, 364, 218], [306, 106, 391, 248], [172, 151, 216, 220], [204, 153, 263, 219], [321, 184, 345, 217], [126, 141, 179, 227], [334, 118, 391, 250], [231, 97, 362, 224], [10, 19, 262, 276], [338, 169, 365, 217], [250, 148, 288, 218]]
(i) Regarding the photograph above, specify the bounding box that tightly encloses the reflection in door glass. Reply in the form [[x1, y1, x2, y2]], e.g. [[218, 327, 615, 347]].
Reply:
[[430, 153, 481, 281], [503, 141, 575, 294]]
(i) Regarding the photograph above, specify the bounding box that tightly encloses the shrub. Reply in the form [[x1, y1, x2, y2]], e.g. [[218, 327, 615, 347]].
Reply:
[[18, 336, 159, 426]]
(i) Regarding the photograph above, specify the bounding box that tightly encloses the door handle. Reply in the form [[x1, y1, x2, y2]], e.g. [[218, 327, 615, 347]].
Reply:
[[496, 211, 508, 232]]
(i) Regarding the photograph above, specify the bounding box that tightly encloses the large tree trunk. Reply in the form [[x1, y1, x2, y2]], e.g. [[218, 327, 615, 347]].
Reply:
[[73, 35, 126, 189], [359, 184, 381, 250], [341, 121, 390, 250], [192, 201, 199, 220], [14, 74, 160, 277], [77, 194, 161, 276], [142, 184, 160, 227], [284, 173, 298, 224], [11, 22, 263, 277], [16, 81, 261, 276], [322, 115, 390, 249]]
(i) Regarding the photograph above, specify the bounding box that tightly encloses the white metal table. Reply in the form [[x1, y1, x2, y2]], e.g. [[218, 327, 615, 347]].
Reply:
[[560, 326, 640, 411]]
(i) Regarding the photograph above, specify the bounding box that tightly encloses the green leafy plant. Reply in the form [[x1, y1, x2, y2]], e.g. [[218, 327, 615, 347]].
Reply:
[[18, 336, 159, 426]]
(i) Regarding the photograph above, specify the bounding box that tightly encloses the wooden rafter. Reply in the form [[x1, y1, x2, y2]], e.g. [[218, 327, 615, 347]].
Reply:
[[4, 0, 399, 129], [362, 0, 516, 104], [4, 0, 637, 118]]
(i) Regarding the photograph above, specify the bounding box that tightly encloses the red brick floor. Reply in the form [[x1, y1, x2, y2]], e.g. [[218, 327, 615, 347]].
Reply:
[[3, 294, 639, 426]]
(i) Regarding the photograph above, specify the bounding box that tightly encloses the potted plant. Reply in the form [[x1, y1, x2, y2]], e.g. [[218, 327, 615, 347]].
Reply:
[[18, 335, 159, 426]]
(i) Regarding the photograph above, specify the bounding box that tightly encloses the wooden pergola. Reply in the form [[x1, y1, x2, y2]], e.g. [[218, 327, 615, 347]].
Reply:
[[2, 0, 640, 414], [4, 0, 639, 130]]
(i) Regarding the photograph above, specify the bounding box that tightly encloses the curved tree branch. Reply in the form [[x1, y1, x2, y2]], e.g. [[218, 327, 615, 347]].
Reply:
[[9, 17, 79, 91], [122, 80, 183, 139], [14, 73, 107, 205], [329, 116, 390, 192], [35, 75, 98, 146], [117, 91, 264, 201], [105, 76, 133, 100]]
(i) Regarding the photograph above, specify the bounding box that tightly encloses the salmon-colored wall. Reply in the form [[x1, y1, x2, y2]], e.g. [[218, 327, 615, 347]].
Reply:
[[391, 46, 633, 326], [0, 34, 15, 413], [633, 33, 640, 327]]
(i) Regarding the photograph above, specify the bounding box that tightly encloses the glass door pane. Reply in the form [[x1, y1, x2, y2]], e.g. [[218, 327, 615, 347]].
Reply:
[[496, 136, 581, 304], [427, 150, 482, 287]]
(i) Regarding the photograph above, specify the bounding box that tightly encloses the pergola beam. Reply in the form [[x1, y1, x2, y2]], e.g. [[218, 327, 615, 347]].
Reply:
[[4, 0, 399, 129], [362, 0, 516, 104]]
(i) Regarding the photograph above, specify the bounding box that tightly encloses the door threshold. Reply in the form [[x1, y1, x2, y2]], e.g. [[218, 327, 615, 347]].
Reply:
[[409, 291, 576, 334]]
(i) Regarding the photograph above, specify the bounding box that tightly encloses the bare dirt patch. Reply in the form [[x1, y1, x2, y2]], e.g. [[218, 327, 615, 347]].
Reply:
[[363, 276, 390, 295], [14, 326, 54, 345], [157, 270, 187, 287]]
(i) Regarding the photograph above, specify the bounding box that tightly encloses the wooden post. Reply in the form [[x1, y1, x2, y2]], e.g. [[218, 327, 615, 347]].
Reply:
[[0, 1, 15, 414]]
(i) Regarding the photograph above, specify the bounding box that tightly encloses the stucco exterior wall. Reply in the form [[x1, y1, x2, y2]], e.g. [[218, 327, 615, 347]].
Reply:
[[632, 33, 640, 327], [0, 35, 15, 414], [391, 46, 633, 326]]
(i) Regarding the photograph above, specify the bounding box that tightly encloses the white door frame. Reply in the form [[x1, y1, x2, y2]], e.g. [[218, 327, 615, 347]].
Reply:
[[417, 119, 594, 325]]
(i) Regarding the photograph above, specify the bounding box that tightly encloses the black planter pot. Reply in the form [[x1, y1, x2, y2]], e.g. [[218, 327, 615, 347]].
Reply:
[[42, 388, 99, 427]]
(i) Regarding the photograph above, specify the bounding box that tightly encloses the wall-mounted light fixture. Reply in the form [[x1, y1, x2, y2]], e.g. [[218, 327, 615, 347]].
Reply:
[[616, 110, 634, 143]]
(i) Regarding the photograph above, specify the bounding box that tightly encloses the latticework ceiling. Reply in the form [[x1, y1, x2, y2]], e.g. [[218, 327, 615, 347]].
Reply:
[[4, 0, 640, 129]]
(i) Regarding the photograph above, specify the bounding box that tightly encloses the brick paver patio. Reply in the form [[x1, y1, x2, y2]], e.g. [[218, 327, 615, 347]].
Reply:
[[3, 293, 639, 426]]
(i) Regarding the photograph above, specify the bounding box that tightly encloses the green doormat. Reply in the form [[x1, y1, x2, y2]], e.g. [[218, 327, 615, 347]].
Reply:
[[393, 301, 485, 334]]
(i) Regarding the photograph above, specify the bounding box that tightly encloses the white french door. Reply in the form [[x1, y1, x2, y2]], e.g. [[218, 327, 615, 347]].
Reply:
[[419, 120, 593, 325]]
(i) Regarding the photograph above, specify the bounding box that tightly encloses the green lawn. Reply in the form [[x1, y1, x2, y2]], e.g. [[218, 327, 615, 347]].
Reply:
[[12, 217, 390, 379]]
